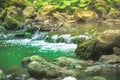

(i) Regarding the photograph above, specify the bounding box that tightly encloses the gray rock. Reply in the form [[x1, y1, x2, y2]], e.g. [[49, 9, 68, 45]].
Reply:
[[0, 69, 5, 80], [53, 57, 93, 69], [28, 61, 77, 79], [99, 54, 120, 64], [23, 56, 78, 79], [113, 47, 120, 55]]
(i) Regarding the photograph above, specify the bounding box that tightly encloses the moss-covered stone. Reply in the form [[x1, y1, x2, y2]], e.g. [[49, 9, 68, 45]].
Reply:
[[0, 69, 5, 80], [23, 55, 78, 79], [106, 8, 120, 19], [23, 6, 36, 18], [0, 26, 5, 32], [3, 6, 25, 30], [76, 30, 120, 60], [74, 9, 98, 22]]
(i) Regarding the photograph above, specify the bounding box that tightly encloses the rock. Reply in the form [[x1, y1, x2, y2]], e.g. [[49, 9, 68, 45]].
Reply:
[[106, 8, 120, 20], [22, 56, 77, 79], [22, 55, 46, 67], [40, 5, 56, 15], [74, 9, 98, 22], [53, 57, 93, 69], [62, 76, 77, 80], [27, 77, 37, 80], [99, 54, 120, 64], [28, 61, 77, 79], [88, 0, 110, 21], [5, 68, 29, 80], [3, 6, 25, 30], [85, 65, 102, 73], [76, 30, 120, 60], [103, 19, 120, 25], [92, 76, 106, 80], [113, 47, 120, 55], [0, 69, 5, 80], [23, 6, 36, 18]]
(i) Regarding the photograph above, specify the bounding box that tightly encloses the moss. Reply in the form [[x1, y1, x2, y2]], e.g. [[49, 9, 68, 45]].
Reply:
[[56, 37, 65, 43], [92, 76, 106, 80], [0, 26, 5, 32], [24, 32, 32, 38], [71, 37, 86, 44]]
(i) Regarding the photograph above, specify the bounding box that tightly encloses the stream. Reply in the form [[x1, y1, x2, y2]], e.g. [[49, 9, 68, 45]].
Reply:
[[0, 23, 120, 80]]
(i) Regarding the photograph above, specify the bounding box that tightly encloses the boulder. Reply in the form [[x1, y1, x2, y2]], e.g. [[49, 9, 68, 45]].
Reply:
[[53, 57, 93, 69], [0, 69, 5, 80], [22, 55, 78, 79], [76, 30, 120, 60], [113, 47, 120, 55], [99, 54, 120, 64], [23, 6, 36, 19], [40, 5, 56, 15], [106, 8, 120, 19], [22, 55, 46, 67], [28, 61, 77, 79], [74, 9, 98, 22], [3, 6, 25, 30]]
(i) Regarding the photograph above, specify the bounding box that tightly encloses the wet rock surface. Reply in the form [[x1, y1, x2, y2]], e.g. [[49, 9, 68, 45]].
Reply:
[[22, 55, 78, 79], [76, 30, 120, 60], [0, 69, 5, 80], [3, 6, 25, 30], [99, 54, 120, 64]]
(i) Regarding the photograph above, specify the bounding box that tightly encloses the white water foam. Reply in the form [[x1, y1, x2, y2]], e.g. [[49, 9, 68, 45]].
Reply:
[[5, 39, 77, 52]]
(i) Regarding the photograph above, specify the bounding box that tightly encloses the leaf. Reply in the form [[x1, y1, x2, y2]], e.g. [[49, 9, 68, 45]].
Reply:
[[79, 3, 87, 7], [63, 1, 71, 6]]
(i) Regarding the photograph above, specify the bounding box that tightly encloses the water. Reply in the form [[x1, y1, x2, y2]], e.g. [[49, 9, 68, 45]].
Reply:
[[0, 23, 120, 80], [0, 39, 77, 68]]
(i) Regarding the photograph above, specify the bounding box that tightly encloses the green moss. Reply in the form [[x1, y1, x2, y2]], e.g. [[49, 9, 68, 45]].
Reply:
[[24, 32, 31, 38], [71, 37, 86, 44], [92, 76, 106, 80], [56, 37, 65, 43], [0, 26, 5, 32]]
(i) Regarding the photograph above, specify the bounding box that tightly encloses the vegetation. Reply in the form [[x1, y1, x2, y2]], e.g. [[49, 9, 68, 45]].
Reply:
[[0, 0, 120, 13]]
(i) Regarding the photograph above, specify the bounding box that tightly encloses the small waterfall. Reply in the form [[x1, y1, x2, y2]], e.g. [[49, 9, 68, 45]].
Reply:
[[51, 35, 58, 43], [45, 34, 90, 44], [31, 27, 40, 40], [58, 34, 71, 43]]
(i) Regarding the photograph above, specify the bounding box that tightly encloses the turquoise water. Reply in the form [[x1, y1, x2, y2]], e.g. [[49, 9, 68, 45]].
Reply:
[[0, 39, 77, 68]]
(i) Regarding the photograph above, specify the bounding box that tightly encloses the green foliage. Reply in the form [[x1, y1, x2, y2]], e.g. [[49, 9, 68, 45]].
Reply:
[[107, 0, 120, 9], [85, 29, 97, 38], [22, 0, 91, 13]]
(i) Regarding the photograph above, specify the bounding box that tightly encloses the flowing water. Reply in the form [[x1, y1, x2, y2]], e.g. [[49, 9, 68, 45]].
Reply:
[[0, 23, 120, 80]]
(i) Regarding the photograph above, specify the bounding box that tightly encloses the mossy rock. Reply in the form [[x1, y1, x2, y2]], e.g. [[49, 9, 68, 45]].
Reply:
[[0, 69, 5, 80], [74, 9, 98, 22], [76, 30, 120, 60], [0, 26, 5, 32], [23, 6, 36, 18], [3, 6, 25, 30], [106, 8, 120, 19], [25, 55, 78, 79], [71, 37, 86, 44]]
